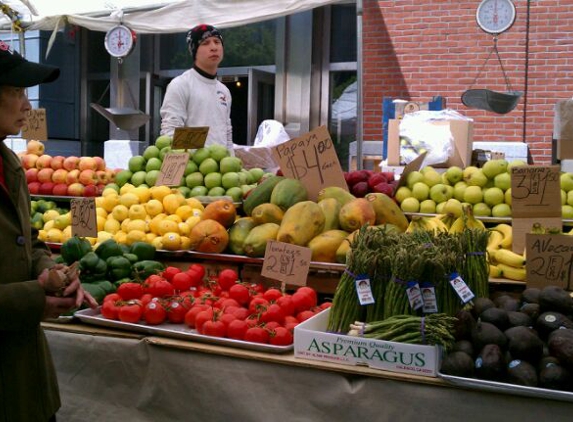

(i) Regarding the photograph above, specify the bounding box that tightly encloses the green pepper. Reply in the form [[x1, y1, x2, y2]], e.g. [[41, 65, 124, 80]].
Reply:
[[95, 239, 124, 261], [79, 252, 108, 282], [129, 241, 156, 261], [90, 280, 116, 294], [106, 255, 132, 281], [81, 282, 106, 304], [61, 236, 92, 265], [132, 260, 165, 281], [122, 253, 139, 265]]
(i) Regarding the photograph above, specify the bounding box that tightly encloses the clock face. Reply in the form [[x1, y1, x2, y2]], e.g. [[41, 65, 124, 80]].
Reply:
[[476, 0, 516, 35], [104, 25, 136, 58]]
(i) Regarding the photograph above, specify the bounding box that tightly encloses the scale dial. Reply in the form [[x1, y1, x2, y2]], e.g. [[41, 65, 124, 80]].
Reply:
[[104, 24, 137, 58], [476, 0, 516, 35]]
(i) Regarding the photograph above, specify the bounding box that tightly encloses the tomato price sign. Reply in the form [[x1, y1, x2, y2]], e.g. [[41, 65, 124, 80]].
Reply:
[[155, 152, 190, 187], [271, 126, 348, 200], [526, 234, 573, 290], [22, 108, 47, 141], [70, 197, 97, 238], [172, 126, 209, 150], [262, 240, 312, 286]]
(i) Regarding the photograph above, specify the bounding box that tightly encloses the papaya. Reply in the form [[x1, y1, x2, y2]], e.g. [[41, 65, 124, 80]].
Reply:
[[338, 198, 376, 232], [317, 186, 355, 207], [228, 217, 257, 255], [365, 192, 409, 232], [307, 230, 349, 263], [189, 219, 229, 253], [270, 178, 308, 210], [243, 223, 280, 257], [336, 229, 359, 264], [317, 197, 341, 231], [277, 201, 325, 246], [251, 203, 284, 225], [243, 176, 285, 216], [201, 199, 237, 229]]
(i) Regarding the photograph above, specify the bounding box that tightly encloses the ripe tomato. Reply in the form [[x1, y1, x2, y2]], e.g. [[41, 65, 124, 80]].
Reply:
[[188, 264, 206, 281], [248, 283, 265, 295], [144, 276, 175, 298], [103, 293, 122, 303], [248, 297, 269, 314], [166, 299, 191, 324], [186, 268, 204, 288], [216, 298, 240, 310], [261, 303, 285, 325], [263, 321, 281, 331], [269, 327, 294, 346], [319, 302, 332, 310], [117, 282, 144, 301], [219, 313, 237, 327], [284, 315, 299, 333], [227, 319, 248, 340], [217, 268, 239, 291], [276, 295, 295, 316], [291, 290, 315, 313], [143, 301, 167, 325], [162, 266, 181, 282], [263, 288, 283, 302], [184, 304, 209, 328], [244, 326, 269, 344], [140, 293, 153, 307], [101, 299, 121, 320], [227, 306, 249, 321], [229, 283, 250, 305], [172, 272, 193, 292], [194, 309, 215, 333], [202, 319, 227, 337], [118, 300, 143, 323], [295, 287, 317, 307], [297, 310, 316, 323]]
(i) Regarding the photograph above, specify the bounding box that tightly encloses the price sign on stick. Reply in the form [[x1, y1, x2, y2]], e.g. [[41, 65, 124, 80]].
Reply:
[[271, 126, 348, 200], [172, 127, 209, 150], [511, 165, 562, 254], [526, 234, 573, 290], [22, 108, 47, 141], [262, 240, 312, 286], [155, 152, 190, 187], [70, 198, 97, 238]]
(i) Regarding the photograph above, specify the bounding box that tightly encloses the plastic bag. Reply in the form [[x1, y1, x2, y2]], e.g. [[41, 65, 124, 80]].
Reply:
[[253, 120, 291, 147]]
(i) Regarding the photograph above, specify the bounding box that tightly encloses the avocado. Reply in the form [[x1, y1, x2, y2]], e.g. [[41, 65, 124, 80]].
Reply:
[[521, 287, 540, 304], [475, 344, 506, 381], [472, 320, 507, 351], [453, 309, 476, 341], [548, 328, 573, 371], [539, 363, 573, 391], [538, 285, 573, 315], [535, 312, 573, 339], [498, 297, 520, 312], [453, 340, 474, 357], [440, 351, 475, 377], [480, 307, 510, 331], [504, 326, 544, 363], [538, 355, 560, 372], [507, 359, 538, 387], [507, 311, 533, 328], [472, 297, 495, 318], [520, 303, 540, 320]]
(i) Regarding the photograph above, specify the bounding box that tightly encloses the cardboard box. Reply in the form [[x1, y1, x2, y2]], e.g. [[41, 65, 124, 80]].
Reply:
[[294, 308, 441, 377], [387, 119, 473, 168]]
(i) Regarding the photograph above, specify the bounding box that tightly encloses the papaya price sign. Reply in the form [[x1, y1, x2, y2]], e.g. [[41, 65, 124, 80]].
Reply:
[[271, 126, 348, 200], [526, 233, 573, 290], [262, 240, 312, 286], [70, 197, 97, 238]]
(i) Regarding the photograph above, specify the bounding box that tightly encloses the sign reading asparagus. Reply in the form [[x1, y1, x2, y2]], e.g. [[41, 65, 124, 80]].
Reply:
[[272, 126, 347, 200], [262, 240, 312, 286], [155, 152, 190, 187], [70, 197, 97, 238]]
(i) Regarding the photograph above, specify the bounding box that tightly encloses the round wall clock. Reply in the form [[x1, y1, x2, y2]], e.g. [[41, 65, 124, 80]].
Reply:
[[104, 24, 137, 58], [476, 0, 517, 35]]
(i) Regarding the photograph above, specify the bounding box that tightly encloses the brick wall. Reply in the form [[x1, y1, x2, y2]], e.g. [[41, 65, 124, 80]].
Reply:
[[363, 0, 573, 164]]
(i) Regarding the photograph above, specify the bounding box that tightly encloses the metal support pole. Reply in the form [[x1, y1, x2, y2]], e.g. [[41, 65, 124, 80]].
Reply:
[[356, 0, 363, 170]]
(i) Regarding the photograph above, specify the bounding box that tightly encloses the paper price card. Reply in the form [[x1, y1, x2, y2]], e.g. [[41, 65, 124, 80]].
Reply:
[[172, 127, 209, 150], [261, 240, 312, 286], [22, 108, 47, 141], [71, 198, 97, 238], [155, 152, 190, 187], [271, 126, 347, 200], [511, 165, 561, 218], [526, 234, 573, 290]]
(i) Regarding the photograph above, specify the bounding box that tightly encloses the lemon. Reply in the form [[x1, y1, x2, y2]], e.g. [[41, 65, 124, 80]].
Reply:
[[102, 187, 119, 197], [151, 236, 163, 250], [113, 230, 128, 245], [165, 214, 183, 224], [185, 215, 201, 230], [120, 218, 131, 233], [126, 219, 148, 233], [191, 208, 203, 218], [158, 219, 179, 235], [161, 232, 182, 251], [149, 213, 166, 235], [132, 186, 151, 203], [96, 207, 108, 219], [119, 183, 136, 195], [42, 209, 60, 223], [185, 197, 205, 211], [53, 213, 71, 230], [111, 204, 129, 222], [128, 204, 148, 221], [85, 236, 97, 246], [150, 185, 172, 202], [97, 231, 113, 243], [145, 232, 157, 243], [38, 229, 47, 242], [104, 218, 121, 234], [119, 192, 139, 208], [97, 215, 106, 232], [180, 236, 191, 250], [95, 197, 104, 209], [61, 226, 73, 243], [45, 228, 63, 243], [43, 220, 55, 231], [144, 199, 164, 217], [163, 193, 186, 215], [178, 222, 191, 236], [126, 230, 147, 245], [101, 194, 119, 212], [175, 205, 194, 221]]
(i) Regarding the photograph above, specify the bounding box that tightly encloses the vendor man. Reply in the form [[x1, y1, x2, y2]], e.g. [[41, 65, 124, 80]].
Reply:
[[160, 24, 233, 151]]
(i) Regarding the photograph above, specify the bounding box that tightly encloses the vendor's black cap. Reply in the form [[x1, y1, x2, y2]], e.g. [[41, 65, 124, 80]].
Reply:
[[0, 40, 59, 87]]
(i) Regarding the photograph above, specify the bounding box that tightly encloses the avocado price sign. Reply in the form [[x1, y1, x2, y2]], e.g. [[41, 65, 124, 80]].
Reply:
[[262, 240, 312, 286], [70, 197, 97, 238], [271, 126, 348, 200], [172, 127, 209, 150], [155, 152, 190, 187], [526, 234, 573, 290]]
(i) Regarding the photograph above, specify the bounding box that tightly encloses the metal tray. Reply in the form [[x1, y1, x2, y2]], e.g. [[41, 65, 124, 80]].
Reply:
[[438, 371, 573, 403], [74, 308, 293, 354]]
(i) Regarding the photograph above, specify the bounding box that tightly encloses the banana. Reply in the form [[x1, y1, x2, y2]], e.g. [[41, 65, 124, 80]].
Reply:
[[495, 248, 526, 268], [429, 215, 449, 232], [487, 229, 504, 250], [365, 193, 409, 232], [489, 264, 503, 278], [448, 205, 486, 234], [498, 263, 527, 281], [492, 223, 513, 249], [436, 213, 456, 231], [486, 247, 499, 265], [406, 216, 437, 233]]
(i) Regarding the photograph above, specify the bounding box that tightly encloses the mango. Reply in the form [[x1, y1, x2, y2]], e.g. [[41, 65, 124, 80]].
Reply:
[[228, 217, 257, 255], [270, 178, 308, 210], [277, 201, 325, 246], [243, 223, 280, 257], [338, 198, 376, 232], [317, 197, 341, 231], [251, 203, 284, 225], [243, 176, 284, 216], [317, 186, 355, 207], [308, 230, 349, 263]]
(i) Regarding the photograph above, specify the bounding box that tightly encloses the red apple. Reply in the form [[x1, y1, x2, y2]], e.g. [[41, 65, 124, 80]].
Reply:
[[346, 170, 370, 187], [50, 155, 65, 170], [372, 182, 394, 197], [63, 156, 80, 171], [37, 168, 54, 183], [95, 170, 108, 185], [26, 140, 45, 156], [96, 184, 106, 196], [35, 155, 52, 170], [105, 169, 115, 183], [52, 183, 69, 196], [67, 183, 85, 197], [52, 168, 68, 184], [350, 181, 370, 197], [380, 171, 395, 183], [39, 182, 55, 196], [83, 184, 98, 197], [66, 169, 80, 185], [93, 156, 106, 171], [78, 157, 98, 172], [79, 169, 97, 186], [25, 168, 39, 183], [367, 173, 388, 190], [28, 181, 41, 194], [20, 153, 38, 170]]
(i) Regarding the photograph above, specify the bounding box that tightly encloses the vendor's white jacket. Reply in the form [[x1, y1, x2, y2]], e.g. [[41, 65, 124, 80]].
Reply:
[[160, 68, 233, 150]]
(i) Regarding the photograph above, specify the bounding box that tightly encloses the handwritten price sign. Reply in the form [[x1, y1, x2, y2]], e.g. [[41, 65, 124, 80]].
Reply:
[[526, 234, 573, 290], [70, 198, 97, 238], [261, 240, 312, 286], [155, 152, 190, 187], [271, 126, 348, 200], [511, 165, 561, 218], [22, 108, 48, 141], [172, 127, 209, 150]]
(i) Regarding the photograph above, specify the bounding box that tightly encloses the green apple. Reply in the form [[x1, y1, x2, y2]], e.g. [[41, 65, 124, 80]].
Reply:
[[159, 146, 172, 161], [492, 203, 512, 218], [225, 187, 243, 202], [507, 159, 527, 170], [481, 159, 508, 179], [185, 172, 204, 188], [466, 169, 488, 187], [143, 145, 160, 161], [183, 160, 198, 176], [237, 171, 248, 185], [462, 166, 479, 180], [505, 188, 512, 206], [400, 197, 420, 213], [561, 173, 573, 192], [483, 187, 505, 207], [394, 186, 412, 204], [104, 183, 120, 193], [563, 205, 573, 219], [155, 134, 173, 150], [222, 172, 240, 189], [443, 198, 463, 218], [145, 157, 163, 172], [208, 186, 226, 197], [220, 156, 242, 174], [248, 167, 265, 183], [420, 166, 435, 175], [463, 185, 483, 204], [422, 170, 442, 187], [473, 202, 491, 217], [130, 171, 147, 187], [190, 186, 208, 197], [199, 158, 219, 175], [192, 147, 211, 165], [114, 170, 133, 187], [419, 199, 437, 214], [411, 182, 430, 201], [566, 190, 573, 207], [453, 181, 467, 202], [429, 183, 452, 204], [177, 186, 191, 198], [128, 155, 146, 173], [145, 170, 160, 186], [445, 166, 463, 185], [494, 172, 511, 191], [208, 144, 230, 162], [204, 172, 222, 189], [435, 202, 446, 214], [406, 171, 425, 189]]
